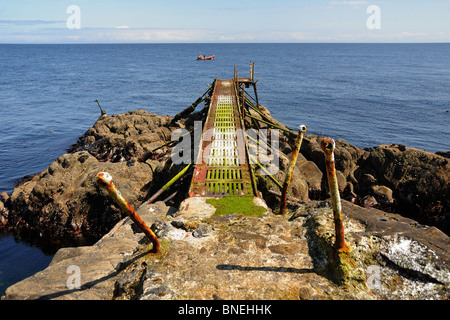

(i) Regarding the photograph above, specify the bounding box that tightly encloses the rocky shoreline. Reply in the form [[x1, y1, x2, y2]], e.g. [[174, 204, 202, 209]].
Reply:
[[1, 101, 449, 300]]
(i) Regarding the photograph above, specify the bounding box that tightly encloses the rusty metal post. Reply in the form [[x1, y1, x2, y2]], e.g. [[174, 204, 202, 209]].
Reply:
[[241, 82, 246, 116], [279, 125, 307, 215], [249, 154, 285, 191], [96, 172, 160, 253], [252, 62, 255, 82], [95, 99, 106, 116], [147, 163, 192, 204], [320, 138, 349, 252]]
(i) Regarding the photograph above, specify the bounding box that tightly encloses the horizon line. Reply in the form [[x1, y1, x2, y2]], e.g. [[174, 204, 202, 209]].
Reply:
[[1, 41, 449, 45]]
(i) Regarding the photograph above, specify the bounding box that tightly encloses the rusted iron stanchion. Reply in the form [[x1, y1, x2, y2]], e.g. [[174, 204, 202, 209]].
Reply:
[[244, 113, 297, 137], [147, 163, 192, 204], [279, 124, 306, 215], [252, 62, 255, 82], [171, 83, 214, 124], [320, 138, 349, 253], [95, 99, 106, 116], [96, 172, 160, 253], [249, 154, 286, 193]]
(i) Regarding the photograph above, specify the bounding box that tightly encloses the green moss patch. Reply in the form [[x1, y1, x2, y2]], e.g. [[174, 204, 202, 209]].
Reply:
[[206, 196, 266, 217]]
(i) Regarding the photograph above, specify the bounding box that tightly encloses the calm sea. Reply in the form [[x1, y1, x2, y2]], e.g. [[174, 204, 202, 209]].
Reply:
[[0, 43, 449, 295]]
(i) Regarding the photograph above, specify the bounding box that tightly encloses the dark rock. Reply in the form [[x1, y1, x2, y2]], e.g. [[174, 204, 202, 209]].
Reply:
[[370, 185, 395, 206], [295, 160, 323, 198], [192, 224, 210, 238], [334, 139, 369, 180], [0, 192, 9, 203], [7, 151, 154, 244], [254, 142, 309, 205], [300, 135, 327, 174], [171, 219, 200, 232], [151, 218, 170, 238], [363, 173, 377, 185], [298, 136, 450, 235], [0, 200, 8, 226], [68, 110, 174, 162], [358, 145, 450, 234], [361, 195, 378, 208], [436, 151, 450, 159], [3, 111, 176, 245]]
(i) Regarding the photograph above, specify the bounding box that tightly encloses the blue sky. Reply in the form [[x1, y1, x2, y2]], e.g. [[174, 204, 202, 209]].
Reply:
[[0, 0, 449, 43]]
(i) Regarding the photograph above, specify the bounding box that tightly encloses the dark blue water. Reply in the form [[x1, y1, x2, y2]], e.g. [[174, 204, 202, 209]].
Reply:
[[1, 43, 449, 296], [0, 234, 52, 294]]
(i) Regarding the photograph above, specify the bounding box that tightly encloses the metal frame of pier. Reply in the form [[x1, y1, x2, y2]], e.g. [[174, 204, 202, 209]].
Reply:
[[189, 64, 259, 197]]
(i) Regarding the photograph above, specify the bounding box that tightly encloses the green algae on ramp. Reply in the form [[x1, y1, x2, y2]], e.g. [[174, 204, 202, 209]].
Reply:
[[206, 196, 266, 217]]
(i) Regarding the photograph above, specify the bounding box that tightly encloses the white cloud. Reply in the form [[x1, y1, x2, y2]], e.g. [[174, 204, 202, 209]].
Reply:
[[398, 31, 428, 38], [329, 1, 368, 5], [363, 31, 429, 41], [95, 28, 218, 42], [0, 26, 446, 44], [0, 19, 64, 26], [328, 1, 369, 9]]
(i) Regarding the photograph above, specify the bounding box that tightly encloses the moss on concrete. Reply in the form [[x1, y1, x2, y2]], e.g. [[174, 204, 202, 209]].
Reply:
[[206, 196, 266, 217], [304, 212, 367, 288]]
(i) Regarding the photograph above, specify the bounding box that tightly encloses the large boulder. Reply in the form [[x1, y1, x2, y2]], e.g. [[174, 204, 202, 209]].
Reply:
[[68, 110, 174, 162], [357, 144, 450, 234], [246, 108, 450, 236], [295, 159, 323, 198], [298, 136, 450, 235], [7, 151, 154, 245], [4, 111, 177, 246]]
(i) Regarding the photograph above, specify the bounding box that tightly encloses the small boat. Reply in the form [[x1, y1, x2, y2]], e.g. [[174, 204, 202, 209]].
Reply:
[[197, 52, 215, 60]]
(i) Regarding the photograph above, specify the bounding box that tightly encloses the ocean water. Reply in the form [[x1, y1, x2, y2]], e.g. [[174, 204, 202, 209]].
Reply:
[[0, 43, 449, 296]]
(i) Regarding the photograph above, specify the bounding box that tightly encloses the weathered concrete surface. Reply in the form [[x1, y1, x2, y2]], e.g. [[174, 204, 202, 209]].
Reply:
[[1, 202, 172, 300], [3, 199, 448, 300]]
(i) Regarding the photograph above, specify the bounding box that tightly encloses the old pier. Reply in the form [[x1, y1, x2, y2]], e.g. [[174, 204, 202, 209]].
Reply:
[[3, 63, 449, 301]]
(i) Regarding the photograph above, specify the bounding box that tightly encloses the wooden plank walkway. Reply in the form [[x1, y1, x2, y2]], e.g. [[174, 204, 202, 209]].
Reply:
[[189, 79, 256, 197]]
